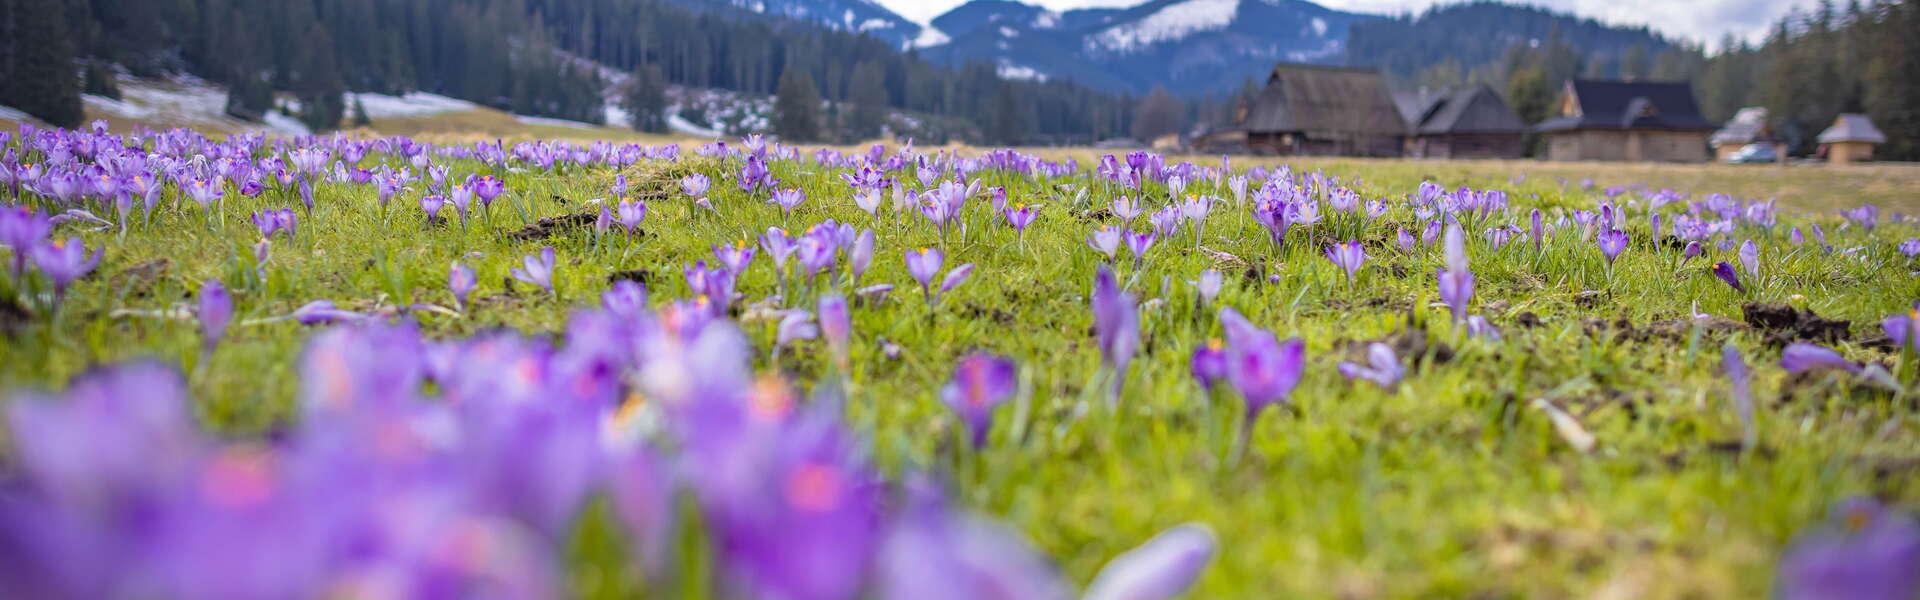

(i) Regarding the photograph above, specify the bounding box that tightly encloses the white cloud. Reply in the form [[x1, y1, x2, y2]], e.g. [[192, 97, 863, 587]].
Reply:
[[873, 0, 1818, 47]]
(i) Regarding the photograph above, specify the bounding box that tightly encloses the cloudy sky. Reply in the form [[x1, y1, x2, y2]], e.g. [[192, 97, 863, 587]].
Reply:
[[874, 0, 1820, 48]]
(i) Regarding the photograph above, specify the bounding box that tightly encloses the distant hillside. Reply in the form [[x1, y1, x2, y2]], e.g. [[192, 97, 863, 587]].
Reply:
[[1345, 1, 1675, 83], [919, 0, 1371, 96]]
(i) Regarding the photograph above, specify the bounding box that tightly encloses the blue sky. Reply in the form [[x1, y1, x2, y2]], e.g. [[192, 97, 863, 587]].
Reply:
[[874, 0, 1821, 48]]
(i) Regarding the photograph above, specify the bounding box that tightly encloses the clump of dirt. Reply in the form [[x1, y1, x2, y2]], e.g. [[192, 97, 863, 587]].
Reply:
[[1514, 312, 1544, 328], [0, 297, 29, 336], [1742, 302, 1850, 346], [607, 269, 652, 287], [1581, 315, 1745, 343], [109, 259, 170, 297], [504, 213, 598, 242], [1341, 327, 1453, 366], [961, 303, 1016, 325], [1076, 208, 1115, 222]]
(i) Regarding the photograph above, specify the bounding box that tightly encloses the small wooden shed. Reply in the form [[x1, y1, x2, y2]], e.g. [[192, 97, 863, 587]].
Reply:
[[1243, 64, 1406, 157], [1535, 79, 1716, 162], [1816, 114, 1887, 164], [1394, 85, 1525, 159], [1711, 107, 1782, 161]]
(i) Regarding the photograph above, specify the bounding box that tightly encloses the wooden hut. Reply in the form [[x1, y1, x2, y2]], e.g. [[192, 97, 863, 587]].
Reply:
[[1817, 114, 1887, 164], [1394, 85, 1525, 159], [1711, 107, 1783, 161], [1535, 80, 1715, 162], [1243, 64, 1406, 157]]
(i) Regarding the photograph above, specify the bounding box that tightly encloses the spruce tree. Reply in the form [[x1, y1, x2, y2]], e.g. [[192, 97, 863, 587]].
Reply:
[[773, 69, 821, 143], [625, 64, 669, 133], [350, 96, 372, 127], [847, 61, 889, 140], [0, 0, 85, 128], [294, 25, 347, 133]]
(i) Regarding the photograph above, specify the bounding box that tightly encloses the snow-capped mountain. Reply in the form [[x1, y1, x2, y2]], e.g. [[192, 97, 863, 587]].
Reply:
[[680, 0, 928, 49], [917, 0, 1374, 94]]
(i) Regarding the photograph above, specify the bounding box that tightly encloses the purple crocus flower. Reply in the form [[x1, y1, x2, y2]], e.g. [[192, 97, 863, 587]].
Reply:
[[682, 172, 712, 202], [1219, 307, 1305, 420], [795, 233, 838, 280], [1739, 239, 1759, 280], [1900, 239, 1920, 258], [1091, 265, 1140, 392], [449, 261, 476, 310], [511, 246, 557, 294], [715, 241, 758, 275], [849, 230, 874, 285], [1681, 241, 1703, 266], [1711, 261, 1744, 293], [198, 279, 232, 352], [1781, 343, 1860, 374], [1003, 204, 1036, 236], [876, 478, 1072, 600], [1124, 230, 1157, 265], [1191, 270, 1222, 306], [31, 237, 102, 300], [0, 205, 50, 277], [472, 174, 505, 207], [1597, 229, 1628, 263], [1338, 342, 1403, 389], [939, 263, 974, 296], [1083, 524, 1218, 600], [818, 294, 851, 367], [1777, 498, 1920, 600], [1437, 221, 1474, 322], [906, 247, 943, 296], [1530, 208, 1544, 252], [1191, 339, 1227, 391], [1088, 226, 1123, 261], [772, 187, 805, 217], [290, 300, 364, 325], [761, 227, 797, 272], [1326, 240, 1366, 283], [776, 310, 818, 347], [420, 194, 444, 221], [939, 353, 1018, 448], [1884, 304, 1920, 355], [1396, 227, 1415, 253], [616, 200, 646, 235], [602, 279, 648, 318]]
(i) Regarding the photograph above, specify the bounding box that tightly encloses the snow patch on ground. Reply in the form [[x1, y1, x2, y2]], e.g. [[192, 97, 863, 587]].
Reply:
[[1033, 11, 1061, 29], [1089, 0, 1238, 53], [1310, 17, 1328, 37], [83, 74, 311, 137], [352, 92, 477, 119], [0, 105, 30, 121], [604, 102, 633, 130], [669, 114, 723, 138]]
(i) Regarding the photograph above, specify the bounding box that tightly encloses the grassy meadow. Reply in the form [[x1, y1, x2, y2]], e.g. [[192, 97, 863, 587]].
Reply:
[[1, 125, 1917, 598]]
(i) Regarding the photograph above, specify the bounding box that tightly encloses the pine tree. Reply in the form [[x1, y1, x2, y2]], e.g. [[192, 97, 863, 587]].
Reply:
[[624, 63, 668, 133], [772, 68, 821, 143], [82, 62, 120, 100], [847, 61, 889, 141], [350, 96, 372, 127], [987, 84, 1027, 145], [294, 25, 347, 133], [1130, 86, 1183, 143], [0, 0, 85, 127]]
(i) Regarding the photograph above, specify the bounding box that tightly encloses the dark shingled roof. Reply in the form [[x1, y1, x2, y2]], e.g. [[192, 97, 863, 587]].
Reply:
[[1535, 79, 1715, 133], [1400, 85, 1525, 135], [1245, 64, 1407, 137]]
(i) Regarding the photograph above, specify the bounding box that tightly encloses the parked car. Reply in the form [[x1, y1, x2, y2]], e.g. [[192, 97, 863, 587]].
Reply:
[[1726, 143, 1778, 164]]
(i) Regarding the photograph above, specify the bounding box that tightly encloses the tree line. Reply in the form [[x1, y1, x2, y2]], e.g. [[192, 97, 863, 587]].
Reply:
[[0, 0, 1137, 145]]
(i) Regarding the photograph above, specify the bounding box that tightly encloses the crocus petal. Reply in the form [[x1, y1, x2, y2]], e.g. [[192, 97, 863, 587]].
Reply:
[[1083, 523, 1218, 600]]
